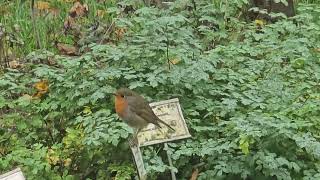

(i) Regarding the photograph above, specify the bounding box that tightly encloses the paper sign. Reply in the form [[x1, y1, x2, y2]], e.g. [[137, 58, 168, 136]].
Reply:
[[137, 98, 191, 147], [0, 168, 25, 180]]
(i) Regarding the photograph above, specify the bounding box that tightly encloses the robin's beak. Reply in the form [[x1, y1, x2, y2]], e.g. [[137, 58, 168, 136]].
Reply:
[[112, 93, 116, 96]]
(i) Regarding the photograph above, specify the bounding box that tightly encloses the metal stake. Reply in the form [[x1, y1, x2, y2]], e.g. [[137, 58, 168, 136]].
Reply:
[[130, 143, 147, 180], [164, 143, 176, 180]]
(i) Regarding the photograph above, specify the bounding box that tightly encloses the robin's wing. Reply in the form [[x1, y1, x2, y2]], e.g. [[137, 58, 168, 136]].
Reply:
[[126, 95, 161, 125], [126, 96, 175, 131], [135, 107, 175, 131]]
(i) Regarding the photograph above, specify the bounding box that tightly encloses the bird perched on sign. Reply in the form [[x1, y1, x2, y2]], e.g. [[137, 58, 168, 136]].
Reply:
[[113, 88, 175, 145]]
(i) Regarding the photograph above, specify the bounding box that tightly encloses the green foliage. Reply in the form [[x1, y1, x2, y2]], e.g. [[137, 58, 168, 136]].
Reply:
[[1, 0, 320, 179]]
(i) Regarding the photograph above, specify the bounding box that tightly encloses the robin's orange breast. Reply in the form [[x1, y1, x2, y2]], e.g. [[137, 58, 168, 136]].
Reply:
[[115, 96, 128, 118]]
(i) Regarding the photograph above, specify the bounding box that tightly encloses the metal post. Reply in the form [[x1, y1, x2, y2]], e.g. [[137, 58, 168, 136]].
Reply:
[[164, 143, 176, 180], [130, 143, 147, 180]]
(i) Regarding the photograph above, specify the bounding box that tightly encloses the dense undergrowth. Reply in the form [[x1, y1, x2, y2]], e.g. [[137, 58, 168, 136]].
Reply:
[[1, 0, 320, 179]]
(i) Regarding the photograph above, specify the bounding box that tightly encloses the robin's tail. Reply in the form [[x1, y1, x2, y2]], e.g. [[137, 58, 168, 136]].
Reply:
[[156, 118, 175, 132]]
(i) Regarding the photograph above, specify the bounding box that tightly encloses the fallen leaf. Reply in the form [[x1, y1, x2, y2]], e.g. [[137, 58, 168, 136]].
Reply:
[[56, 43, 78, 55], [35, 1, 50, 11], [69, 2, 88, 18], [190, 168, 199, 180], [8, 60, 21, 69], [47, 57, 57, 65], [64, 16, 75, 30], [115, 27, 126, 40]]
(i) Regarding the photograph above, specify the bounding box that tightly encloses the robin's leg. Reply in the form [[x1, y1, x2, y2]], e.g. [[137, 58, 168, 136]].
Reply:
[[129, 128, 140, 147]]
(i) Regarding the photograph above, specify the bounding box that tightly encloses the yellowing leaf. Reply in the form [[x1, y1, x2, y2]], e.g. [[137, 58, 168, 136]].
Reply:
[[35, 1, 50, 11], [239, 135, 250, 155], [46, 149, 60, 165], [82, 106, 92, 115], [64, 158, 72, 167], [171, 58, 181, 65], [49, 156, 59, 165], [33, 80, 49, 98], [255, 19, 265, 27], [34, 80, 49, 92]]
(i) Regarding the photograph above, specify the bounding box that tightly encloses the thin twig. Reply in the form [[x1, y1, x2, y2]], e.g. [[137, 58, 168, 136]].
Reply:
[[191, 0, 197, 10], [99, 21, 115, 45], [43, 119, 55, 144], [165, 24, 174, 70]]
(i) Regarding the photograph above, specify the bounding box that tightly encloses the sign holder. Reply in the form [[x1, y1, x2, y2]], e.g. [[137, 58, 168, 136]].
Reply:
[[164, 143, 176, 180], [130, 143, 147, 180], [0, 168, 25, 180], [129, 98, 191, 180]]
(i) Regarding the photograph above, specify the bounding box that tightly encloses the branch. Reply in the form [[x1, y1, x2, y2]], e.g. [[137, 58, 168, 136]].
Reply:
[[43, 119, 55, 144]]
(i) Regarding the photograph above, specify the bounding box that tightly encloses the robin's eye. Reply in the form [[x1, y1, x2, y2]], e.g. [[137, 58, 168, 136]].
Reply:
[[121, 95, 125, 98]]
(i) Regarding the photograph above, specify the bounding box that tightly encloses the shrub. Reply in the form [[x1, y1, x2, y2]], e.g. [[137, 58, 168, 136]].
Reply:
[[1, 1, 320, 179]]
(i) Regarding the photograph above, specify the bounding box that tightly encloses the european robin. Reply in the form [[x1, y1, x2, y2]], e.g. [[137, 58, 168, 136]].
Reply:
[[113, 88, 175, 144]]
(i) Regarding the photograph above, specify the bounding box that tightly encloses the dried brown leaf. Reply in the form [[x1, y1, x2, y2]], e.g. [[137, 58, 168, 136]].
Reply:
[[8, 60, 21, 69], [115, 27, 126, 40], [69, 2, 88, 18], [64, 16, 75, 30], [56, 43, 78, 56]]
